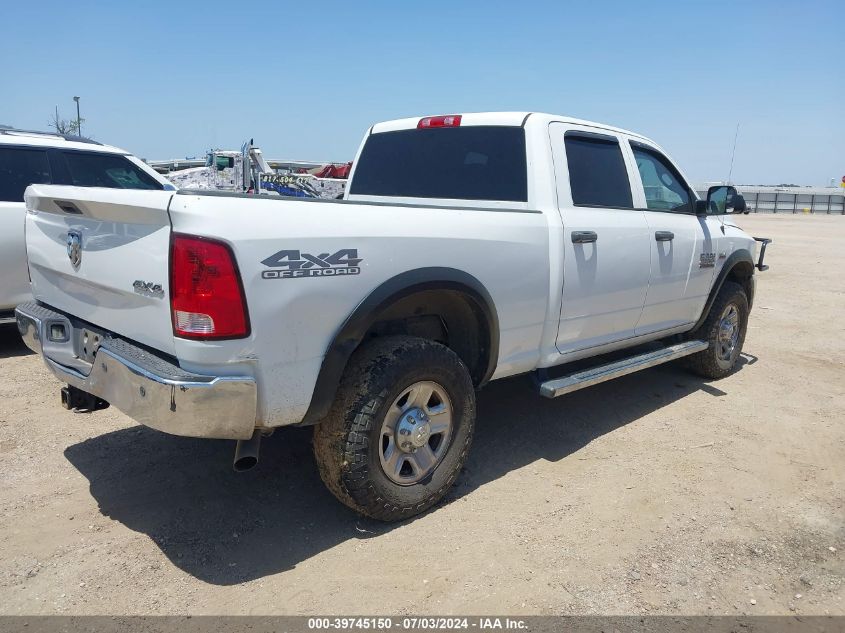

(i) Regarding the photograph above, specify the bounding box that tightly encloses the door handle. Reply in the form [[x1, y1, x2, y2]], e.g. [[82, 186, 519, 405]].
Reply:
[[655, 231, 674, 242], [571, 231, 598, 244]]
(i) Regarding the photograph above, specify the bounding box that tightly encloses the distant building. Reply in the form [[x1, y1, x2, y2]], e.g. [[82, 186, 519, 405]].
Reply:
[[695, 184, 844, 214]]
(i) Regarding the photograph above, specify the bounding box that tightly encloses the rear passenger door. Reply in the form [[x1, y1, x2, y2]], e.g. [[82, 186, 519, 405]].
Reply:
[[549, 124, 651, 354], [626, 141, 715, 334]]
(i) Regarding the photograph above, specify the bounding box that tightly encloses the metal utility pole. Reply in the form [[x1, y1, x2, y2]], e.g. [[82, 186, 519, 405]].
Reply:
[[73, 96, 81, 137]]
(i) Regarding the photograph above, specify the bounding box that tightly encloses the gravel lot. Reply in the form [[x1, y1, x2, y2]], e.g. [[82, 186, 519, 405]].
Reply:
[[0, 214, 842, 616]]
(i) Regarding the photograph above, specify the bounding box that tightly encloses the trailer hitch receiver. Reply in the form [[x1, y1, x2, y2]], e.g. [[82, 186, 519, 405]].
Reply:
[[61, 385, 110, 412]]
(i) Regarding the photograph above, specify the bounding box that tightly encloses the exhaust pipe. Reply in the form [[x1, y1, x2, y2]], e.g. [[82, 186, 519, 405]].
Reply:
[[233, 429, 262, 472]]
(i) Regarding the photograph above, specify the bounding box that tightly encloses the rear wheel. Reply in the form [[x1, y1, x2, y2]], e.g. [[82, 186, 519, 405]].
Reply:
[[684, 281, 749, 379], [313, 336, 475, 521]]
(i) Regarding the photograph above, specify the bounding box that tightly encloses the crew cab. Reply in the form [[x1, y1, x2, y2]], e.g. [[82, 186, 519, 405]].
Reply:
[[0, 127, 174, 322], [16, 112, 769, 521]]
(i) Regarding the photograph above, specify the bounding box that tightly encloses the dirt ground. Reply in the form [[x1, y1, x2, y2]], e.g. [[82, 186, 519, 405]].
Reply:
[[0, 214, 842, 616]]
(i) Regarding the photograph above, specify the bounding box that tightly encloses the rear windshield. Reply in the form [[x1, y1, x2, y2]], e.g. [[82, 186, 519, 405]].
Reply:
[[59, 151, 164, 190], [349, 126, 528, 202]]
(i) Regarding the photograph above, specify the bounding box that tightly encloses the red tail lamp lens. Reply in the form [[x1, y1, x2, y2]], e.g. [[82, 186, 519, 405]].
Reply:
[[170, 234, 249, 339]]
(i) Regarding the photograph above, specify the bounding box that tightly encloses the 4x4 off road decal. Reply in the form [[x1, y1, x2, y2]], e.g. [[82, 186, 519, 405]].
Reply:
[[261, 249, 362, 279]]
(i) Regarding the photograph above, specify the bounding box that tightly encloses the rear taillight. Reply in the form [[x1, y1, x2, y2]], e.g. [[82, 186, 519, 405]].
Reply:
[[417, 115, 462, 129], [170, 234, 249, 340]]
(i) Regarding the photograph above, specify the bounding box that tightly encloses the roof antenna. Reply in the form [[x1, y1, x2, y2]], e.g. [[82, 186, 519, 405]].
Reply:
[[727, 122, 740, 185]]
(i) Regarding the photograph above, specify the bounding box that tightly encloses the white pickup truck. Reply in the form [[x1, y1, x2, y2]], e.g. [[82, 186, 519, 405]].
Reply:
[[16, 112, 770, 521]]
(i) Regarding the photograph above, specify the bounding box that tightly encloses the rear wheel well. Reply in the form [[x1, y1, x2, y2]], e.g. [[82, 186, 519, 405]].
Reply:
[[362, 289, 492, 386], [300, 268, 498, 426]]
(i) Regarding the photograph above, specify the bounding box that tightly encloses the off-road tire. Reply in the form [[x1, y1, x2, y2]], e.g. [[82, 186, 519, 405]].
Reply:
[[313, 335, 475, 521], [684, 281, 749, 379]]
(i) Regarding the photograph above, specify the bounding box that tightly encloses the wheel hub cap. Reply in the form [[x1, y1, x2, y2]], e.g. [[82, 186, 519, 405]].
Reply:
[[396, 409, 431, 452], [379, 380, 454, 486], [717, 304, 740, 361]]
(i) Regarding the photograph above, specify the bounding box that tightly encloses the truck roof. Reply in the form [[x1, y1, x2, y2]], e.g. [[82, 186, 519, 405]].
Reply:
[[370, 111, 655, 144]]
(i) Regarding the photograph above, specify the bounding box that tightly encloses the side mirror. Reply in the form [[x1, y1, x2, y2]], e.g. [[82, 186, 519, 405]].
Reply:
[[697, 185, 746, 215]]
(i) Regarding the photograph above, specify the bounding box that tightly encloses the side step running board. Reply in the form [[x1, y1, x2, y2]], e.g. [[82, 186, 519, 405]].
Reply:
[[539, 340, 708, 398]]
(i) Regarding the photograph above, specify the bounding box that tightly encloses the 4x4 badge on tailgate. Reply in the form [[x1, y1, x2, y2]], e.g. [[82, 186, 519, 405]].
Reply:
[[133, 280, 165, 298], [67, 230, 82, 268], [261, 248, 362, 280]]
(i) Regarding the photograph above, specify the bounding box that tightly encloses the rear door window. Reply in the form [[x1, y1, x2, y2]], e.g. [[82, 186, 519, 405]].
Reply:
[[564, 132, 633, 208], [0, 146, 52, 202], [349, 126, 527, 202], [58, 151, 163, 190]]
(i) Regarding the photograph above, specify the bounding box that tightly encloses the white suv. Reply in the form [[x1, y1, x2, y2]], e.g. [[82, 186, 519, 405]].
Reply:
[[0, 127, 173, 322]]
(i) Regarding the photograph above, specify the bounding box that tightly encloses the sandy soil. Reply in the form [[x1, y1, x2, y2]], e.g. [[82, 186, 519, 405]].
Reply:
[[0, 214, 842, 616]]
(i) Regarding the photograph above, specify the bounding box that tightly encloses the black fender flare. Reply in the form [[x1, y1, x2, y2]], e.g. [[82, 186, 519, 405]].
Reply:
[[300, 267, 499, 425], [692, 249, 755, 331]]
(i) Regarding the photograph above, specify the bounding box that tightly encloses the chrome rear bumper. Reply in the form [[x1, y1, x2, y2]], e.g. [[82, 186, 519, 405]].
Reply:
[[15, 301, 257, 440]]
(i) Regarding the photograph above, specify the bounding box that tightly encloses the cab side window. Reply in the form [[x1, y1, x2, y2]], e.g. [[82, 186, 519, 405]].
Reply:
[[564, 132, 633, 208], [631, 145, 691, 213]]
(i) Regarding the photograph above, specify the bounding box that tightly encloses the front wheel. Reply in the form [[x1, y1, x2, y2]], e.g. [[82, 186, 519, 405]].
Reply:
[[313, 336, 475, 521], [684, 281, 749, 379]]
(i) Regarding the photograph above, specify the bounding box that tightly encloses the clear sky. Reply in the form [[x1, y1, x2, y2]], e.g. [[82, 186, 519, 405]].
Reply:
[[2, 0, 842, 186]]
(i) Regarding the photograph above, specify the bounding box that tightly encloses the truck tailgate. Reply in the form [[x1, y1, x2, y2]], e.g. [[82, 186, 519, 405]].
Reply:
[[24, 185, 177, 356]]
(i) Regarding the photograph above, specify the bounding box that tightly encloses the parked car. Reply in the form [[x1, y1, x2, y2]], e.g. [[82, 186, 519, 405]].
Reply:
[[0, 127, 174, 322], [16, 112, 770, 520]]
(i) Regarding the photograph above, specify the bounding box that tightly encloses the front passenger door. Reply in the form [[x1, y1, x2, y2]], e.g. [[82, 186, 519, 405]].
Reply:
[[628, 142, 714, 334]]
